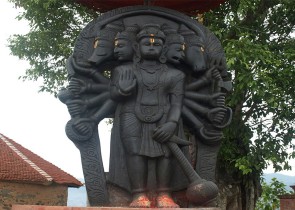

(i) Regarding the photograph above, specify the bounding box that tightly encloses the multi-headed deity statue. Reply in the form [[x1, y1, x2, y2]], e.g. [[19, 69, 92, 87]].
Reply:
[[58, 6, 232, 208]]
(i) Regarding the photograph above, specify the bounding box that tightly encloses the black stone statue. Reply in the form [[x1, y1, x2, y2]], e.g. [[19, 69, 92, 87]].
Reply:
[[58, 5, 232, 208]]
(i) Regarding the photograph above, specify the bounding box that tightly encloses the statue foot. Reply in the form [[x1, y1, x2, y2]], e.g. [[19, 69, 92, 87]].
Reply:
[[129, 193, 151, 208], [156, 192, 179, 208]]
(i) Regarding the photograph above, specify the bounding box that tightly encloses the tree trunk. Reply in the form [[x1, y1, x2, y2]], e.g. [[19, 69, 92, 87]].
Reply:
[[216, 167, 261, 210]]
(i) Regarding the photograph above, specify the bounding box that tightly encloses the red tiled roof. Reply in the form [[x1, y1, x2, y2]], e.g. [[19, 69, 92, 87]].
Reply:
[[0, 133, 83, 188]]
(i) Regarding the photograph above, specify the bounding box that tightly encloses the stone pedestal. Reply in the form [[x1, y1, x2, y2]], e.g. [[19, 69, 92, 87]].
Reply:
[[12, 206, 221, 210]]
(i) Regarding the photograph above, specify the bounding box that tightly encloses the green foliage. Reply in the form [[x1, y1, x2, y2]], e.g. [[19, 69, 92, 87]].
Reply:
[[204, 0, 295, 181], [255, 178, 292, 210], [7, 0, 295, 206], [8, 0, 98, 94]]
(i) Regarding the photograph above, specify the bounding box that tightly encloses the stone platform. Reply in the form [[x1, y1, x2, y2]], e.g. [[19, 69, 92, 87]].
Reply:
[[12, 205, 220, 210]]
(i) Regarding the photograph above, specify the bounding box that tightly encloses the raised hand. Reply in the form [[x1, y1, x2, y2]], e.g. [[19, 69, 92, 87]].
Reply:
[[69, 78, 87, 95], [72, 118, 94, 136], [206, 107, 227, 125], [66, 99, 87, 117], [204, 67, 221, 81], [209, 93, 226, 107], [118, 69, 136, 94]]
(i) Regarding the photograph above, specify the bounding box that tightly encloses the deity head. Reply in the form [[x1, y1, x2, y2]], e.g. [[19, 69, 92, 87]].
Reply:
[[114, 25, 139, 61], [88, 20, 124, 65], [135, 24, 166, 62], [88, 33, 114, 65], [179, 24, 207, 72], [184, 36, 206, 72], [165, 33, 185, 64]]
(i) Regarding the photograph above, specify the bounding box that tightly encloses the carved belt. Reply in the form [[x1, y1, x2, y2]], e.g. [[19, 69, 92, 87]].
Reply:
[[135, 104, 164, 123]]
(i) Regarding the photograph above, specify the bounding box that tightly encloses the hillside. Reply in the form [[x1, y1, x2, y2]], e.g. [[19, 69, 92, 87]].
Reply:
[[263, 173, 295, 192]]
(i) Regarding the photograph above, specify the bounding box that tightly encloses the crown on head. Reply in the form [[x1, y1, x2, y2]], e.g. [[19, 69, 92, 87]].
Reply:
[[165, 34, 185, 45], [184, 35, 204, 48], [115, 25, 140, 41], [178, 24, 204, 48], [137, 24, 166, 41]]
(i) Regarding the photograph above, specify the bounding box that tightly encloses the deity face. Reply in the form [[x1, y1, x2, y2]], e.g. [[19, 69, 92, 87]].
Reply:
[[88, 39, 114, 65], [185, 45, 206, 72], [166, 43, 185, 64], [114, 38, 133, 61], [139, 37, 163, 60]]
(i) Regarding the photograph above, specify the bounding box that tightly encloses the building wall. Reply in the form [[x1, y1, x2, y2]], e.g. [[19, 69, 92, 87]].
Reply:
[[280, 195, 295, 210], [0, 181, 68, 210]]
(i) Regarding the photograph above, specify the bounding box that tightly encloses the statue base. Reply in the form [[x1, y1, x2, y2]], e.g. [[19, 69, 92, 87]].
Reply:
[[106, 182, 217, 208], [12, 205, 221, 210]]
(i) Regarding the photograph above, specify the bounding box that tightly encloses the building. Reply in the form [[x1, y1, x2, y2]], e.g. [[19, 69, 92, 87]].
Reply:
[[280, 185, 295, 210], [0, 133, 83, 210]]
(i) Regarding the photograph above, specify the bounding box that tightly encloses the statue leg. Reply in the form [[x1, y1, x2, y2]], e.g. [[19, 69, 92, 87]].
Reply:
[[127, 154, 151, 208], [120, 113, 151, 207], [156, 156, 179, 208]]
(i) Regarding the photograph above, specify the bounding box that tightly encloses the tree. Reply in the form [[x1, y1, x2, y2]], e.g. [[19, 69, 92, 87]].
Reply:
[[8, 0, 295, 209], [8, 0, 96, 94], [203, 1, 295, 209], [255, 178, 291, 210]]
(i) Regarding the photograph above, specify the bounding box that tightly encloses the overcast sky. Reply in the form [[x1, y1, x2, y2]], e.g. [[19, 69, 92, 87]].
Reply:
[[0, 0, 293, 180], [0, 0, 112, 179]]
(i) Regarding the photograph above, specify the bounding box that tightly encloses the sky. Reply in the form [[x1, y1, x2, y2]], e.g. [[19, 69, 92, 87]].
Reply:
[[0, 0, 111, 179], [0, 0, 293, 180]]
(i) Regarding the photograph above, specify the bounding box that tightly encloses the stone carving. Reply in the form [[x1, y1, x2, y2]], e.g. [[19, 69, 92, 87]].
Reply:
[[58, 5, 232, 208]]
